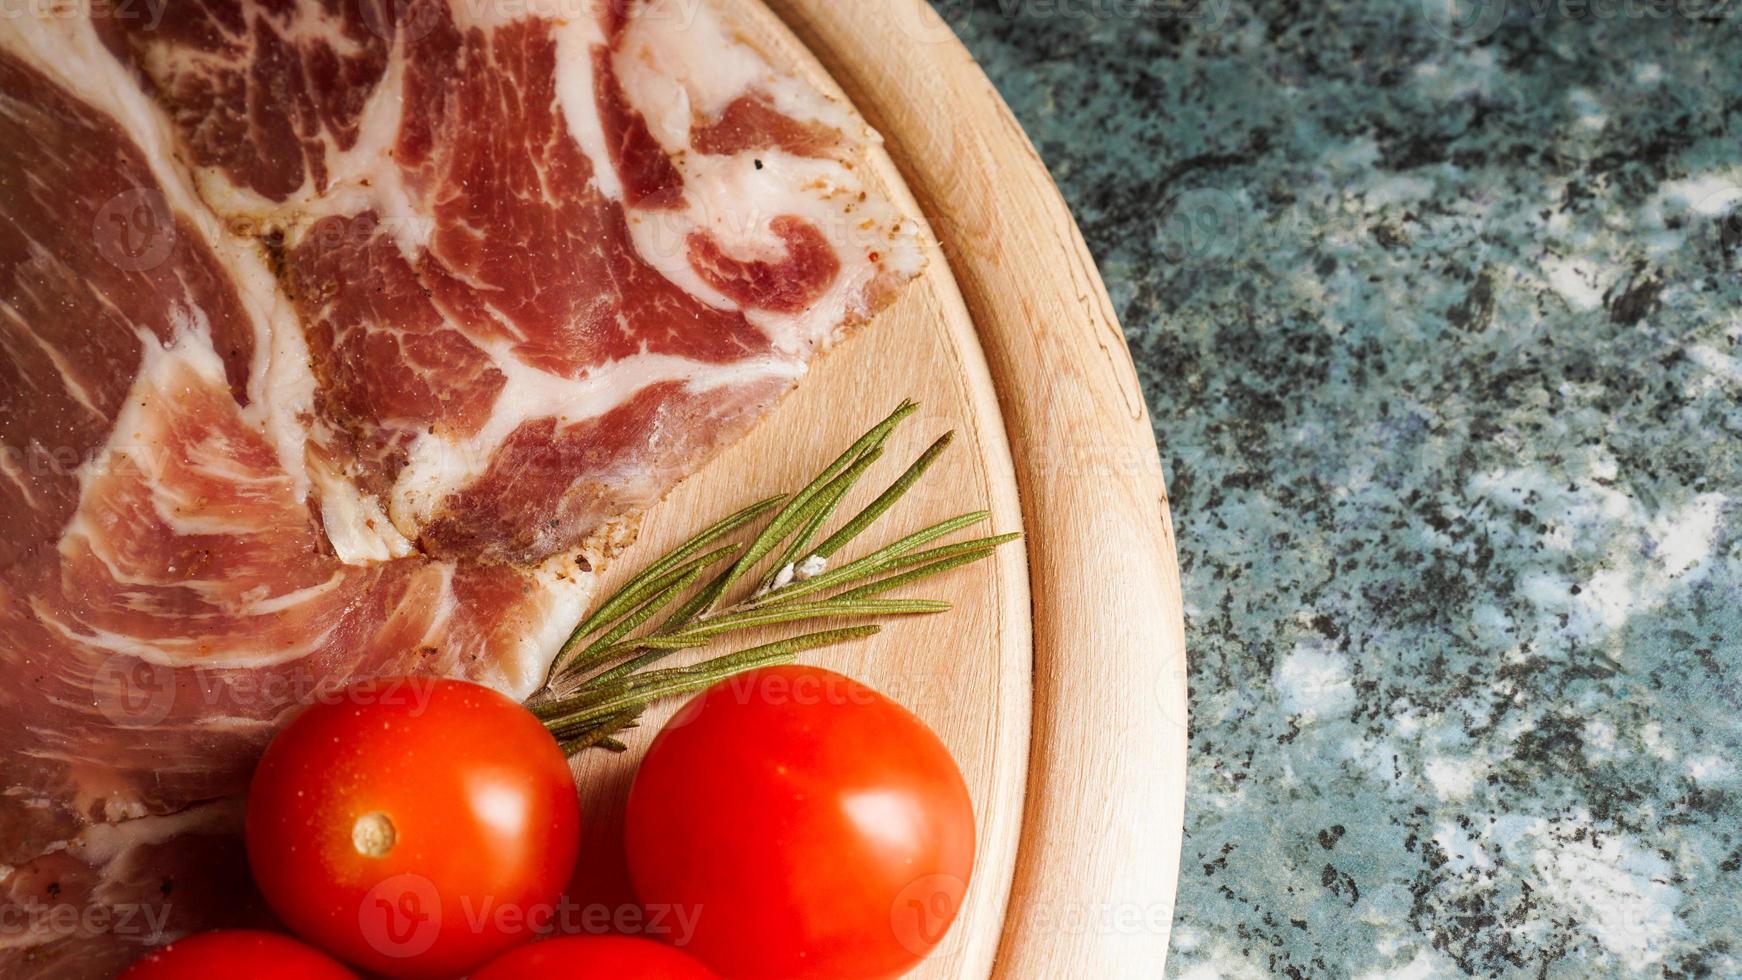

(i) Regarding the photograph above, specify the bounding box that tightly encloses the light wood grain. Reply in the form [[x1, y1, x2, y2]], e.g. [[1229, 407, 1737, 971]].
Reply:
[[745, 1, 1190, 976], [567, 1, 1186, 977]]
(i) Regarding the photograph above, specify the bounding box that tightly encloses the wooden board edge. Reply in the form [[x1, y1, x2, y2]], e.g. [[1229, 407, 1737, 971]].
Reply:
[[754, 1, 1190, 975]]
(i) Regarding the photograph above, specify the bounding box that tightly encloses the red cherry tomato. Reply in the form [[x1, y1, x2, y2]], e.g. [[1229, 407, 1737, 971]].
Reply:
[[245, 679, 581, 979], [470, 935, 719, 979], [626, 665, 975, 979], [120, 930, 357, 979]]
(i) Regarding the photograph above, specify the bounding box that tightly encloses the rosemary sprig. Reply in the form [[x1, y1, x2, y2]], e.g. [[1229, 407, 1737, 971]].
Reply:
[[532, 402, 1020, 753]]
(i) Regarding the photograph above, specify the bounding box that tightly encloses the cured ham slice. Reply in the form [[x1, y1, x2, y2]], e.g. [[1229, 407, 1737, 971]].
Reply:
[[0, 1, 922, 973]]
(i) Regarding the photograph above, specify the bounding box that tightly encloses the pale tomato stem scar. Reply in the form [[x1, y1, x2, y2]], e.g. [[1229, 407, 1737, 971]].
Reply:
[[352, 812, 396, 858]]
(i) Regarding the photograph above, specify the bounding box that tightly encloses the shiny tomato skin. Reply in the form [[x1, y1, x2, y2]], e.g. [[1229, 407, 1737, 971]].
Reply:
[[245, 679, 581, 979], [120, 930, 357, 979], [470, 935, 720, 979], [625, 665, 976, 980]]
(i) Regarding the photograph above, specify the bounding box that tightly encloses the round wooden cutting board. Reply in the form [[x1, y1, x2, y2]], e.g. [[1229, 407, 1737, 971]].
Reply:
[[569, 2, 1188, 977]]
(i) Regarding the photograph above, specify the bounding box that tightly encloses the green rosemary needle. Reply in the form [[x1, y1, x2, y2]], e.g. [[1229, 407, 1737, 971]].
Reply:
[[530, 402, 1020, 753]]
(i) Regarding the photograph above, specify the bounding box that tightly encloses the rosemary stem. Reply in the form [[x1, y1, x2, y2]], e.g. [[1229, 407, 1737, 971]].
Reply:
[[530, 399, 1018, 756]]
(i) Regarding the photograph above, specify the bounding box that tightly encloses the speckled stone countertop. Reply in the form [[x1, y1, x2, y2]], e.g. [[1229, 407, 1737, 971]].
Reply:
[[931, 1, 1742, 976]]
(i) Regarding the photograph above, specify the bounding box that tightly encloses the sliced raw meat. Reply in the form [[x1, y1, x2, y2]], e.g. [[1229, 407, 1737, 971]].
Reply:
[[93, 0, 919, 566], [0, 46, 257, 576], [0, 0, 920, 973]]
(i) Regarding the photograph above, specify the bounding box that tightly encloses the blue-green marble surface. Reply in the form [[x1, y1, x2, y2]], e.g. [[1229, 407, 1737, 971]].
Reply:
[[930, 1, 1742, 975]]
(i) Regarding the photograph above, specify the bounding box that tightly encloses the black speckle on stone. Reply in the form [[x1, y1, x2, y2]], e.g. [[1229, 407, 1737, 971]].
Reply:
[[1585, 127, 1695, 179], [1320, 864, 1360, 905], [1310, 615, 1341, 640], [1448, 269, 1497, 332], [1379, 131, 1452, 170], [1609, 272, 1664, 326], [1372, 223, 1409, 249]]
